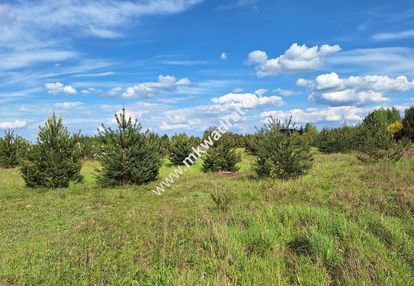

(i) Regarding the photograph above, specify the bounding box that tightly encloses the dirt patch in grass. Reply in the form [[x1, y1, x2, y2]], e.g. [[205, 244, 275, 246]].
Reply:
[[73, 217, 96, 232], [214, 171, 239, 178]]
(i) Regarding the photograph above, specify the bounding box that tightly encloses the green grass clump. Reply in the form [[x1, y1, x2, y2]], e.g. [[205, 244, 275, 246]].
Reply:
[[0, 151, 414, 285]]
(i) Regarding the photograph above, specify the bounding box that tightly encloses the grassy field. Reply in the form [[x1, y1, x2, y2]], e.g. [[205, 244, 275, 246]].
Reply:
[[1, 151, 414, 285]]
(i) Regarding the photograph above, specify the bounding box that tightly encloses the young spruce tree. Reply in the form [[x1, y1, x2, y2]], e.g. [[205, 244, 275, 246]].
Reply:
[[203, 133, 241, 172], [403, 106, 414, 141], [96, 107, 161, 187], [0, 130, 19, 168], [356, 112, 409, 163], [169, 134, 193, 166], [20, 114, 83, 188], [255, 117, 313, 179]]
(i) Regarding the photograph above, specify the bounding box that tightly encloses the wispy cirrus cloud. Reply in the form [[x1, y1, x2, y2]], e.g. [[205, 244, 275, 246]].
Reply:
[[53, 102, 83, 110], [372, 29, 414, 41], [0, 0, 203, 71], [326, 47, 414, 77], [220, 0, 260, 10], [0, 119, 28, 129]]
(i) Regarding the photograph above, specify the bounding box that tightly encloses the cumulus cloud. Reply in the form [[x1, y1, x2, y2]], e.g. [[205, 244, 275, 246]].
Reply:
[[0, 119, 27, 129], [45, 82, 77, 95], [261, 106, 366, 124], [247, 43, 341, 77], [107, 87, 123, 97], [211, 91, 284, 109], [123, 75, 192, 98], [297, 72, 414, 106]]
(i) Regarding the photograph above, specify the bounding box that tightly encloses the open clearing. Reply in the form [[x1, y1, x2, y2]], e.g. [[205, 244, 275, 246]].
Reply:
[[1, 151, 414, 285]]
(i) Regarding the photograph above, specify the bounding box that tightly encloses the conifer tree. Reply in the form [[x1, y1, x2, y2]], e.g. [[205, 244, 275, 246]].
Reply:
[[169, 134, 193, 166], [255, 117, 313, 179], [357, 113, 409, 162], [159, 134, 171, 157], [20, 114, 83, 188], [0, 130, 19, 168], [203, 133, 241, 172], [96, 107, 161, 187], [403, 106, 414, 141]]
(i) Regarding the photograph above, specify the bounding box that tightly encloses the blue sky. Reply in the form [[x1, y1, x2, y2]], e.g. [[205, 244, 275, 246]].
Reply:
[[1, 0, 414, 139]]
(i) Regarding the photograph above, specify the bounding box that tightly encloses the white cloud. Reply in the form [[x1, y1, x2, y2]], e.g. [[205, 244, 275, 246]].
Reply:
[[53, 102, 83, 109], [372, 29, 414, 41], [261, 106, 366, 124], [220, 0, 259, 10], [123, 75, 192, 98], [297, 72, 414, 106], [232, 87, 244, 93], [45, 82, 77, 95], [325, 47, 414, 77], [0, 1, 203, 44], [160, 122, 191, 130], [211, 91, 284, 109], [81, 88, 102, 95], [0, 119, 27, 129], [0, 1, 203, 70], [72, 72, 115, 78], [0, 50, 78, 71], [107, 87, 123, 97], [247, 43, 341, 77], [273, 88, 299, 97], [220, 52, 228, 60], [110, 110, 142, 124]]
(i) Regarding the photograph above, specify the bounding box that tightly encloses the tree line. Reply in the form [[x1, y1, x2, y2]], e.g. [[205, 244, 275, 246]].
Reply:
[[0, 106, 413, 189]]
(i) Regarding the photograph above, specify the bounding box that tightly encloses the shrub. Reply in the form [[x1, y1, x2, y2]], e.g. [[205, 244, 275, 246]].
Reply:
[[0, 130, 19, 168], [96, 107, 161, 187], [403, 106, 414, 141], [210, 193, 232, 212], [316, 125, 357, 153], [356, 113, 409, 163], [301, 123, 318, 147], [364, 107, 401, 125], [244, 133, 261, 155], [203, 133, 241, 172], [78, 135, 101, 159], [20, 114, 83, 188], [159, 134, 171, 157], [169, 134, 194, 166], [255, 117, 313, 179]]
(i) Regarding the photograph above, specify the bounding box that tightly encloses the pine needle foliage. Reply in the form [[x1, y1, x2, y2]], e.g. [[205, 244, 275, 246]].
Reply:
[[169, 134, 193, 166], [96, 107, 161, 187], [20, 114, 83, 188], [255, 117, 313, 179], [403, 106, 414, 141], [202, 133, 241, 172], [0, 130, 19, 168], [356, 113, 409, 163]]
